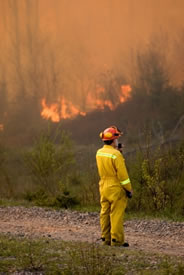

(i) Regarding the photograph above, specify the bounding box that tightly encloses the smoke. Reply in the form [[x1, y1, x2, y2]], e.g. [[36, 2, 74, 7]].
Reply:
[[0, 0, 184, 113], [0, 0, 184, 146], [1, 1, 184, 70], [39, 0, 184, 65]]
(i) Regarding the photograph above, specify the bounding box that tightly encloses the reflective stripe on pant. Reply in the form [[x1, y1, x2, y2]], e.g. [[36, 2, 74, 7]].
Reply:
[[100, 182, 127, 244]]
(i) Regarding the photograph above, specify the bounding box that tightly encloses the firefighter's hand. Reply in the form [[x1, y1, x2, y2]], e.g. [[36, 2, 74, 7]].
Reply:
[[125, 190, 133, 199]]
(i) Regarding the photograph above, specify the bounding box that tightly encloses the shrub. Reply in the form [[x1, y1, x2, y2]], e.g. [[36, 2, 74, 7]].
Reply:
[[24, 129, 75, 196], [23, 189, 55, 207], [55, 190, 79, 209], [127, 142, 184, 215]]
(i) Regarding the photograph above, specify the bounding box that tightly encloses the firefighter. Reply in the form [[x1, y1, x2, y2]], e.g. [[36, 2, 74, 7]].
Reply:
[[96, 126, 133, 247]]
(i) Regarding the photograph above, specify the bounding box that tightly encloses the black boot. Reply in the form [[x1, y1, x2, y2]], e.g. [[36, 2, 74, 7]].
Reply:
[[101, 237, 111, 246], [111, 239, 129, 247]]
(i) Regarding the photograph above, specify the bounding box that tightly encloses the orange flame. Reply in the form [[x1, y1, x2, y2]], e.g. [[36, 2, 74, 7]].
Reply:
[[41, 99, 60, 122], [0, 124, 4, 131], [60, 98, 86, 119], [120, 85, 132, 103], [41, 98, 86, 122], [41, 84, 132, 122], [86, 93, 114, 111]]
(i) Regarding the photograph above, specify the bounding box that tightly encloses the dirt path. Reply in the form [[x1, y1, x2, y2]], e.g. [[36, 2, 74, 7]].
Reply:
[[0, 206, 184, 257]]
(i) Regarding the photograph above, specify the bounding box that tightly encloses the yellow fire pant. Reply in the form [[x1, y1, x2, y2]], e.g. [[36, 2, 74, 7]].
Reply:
[[100, 181, 127, 244]]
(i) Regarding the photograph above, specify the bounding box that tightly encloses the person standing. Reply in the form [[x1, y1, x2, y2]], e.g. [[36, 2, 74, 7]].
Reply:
[[96, 126, 133, 247]]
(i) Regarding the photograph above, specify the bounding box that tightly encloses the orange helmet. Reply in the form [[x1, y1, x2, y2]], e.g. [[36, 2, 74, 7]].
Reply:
[[100, 126, 122, 141]]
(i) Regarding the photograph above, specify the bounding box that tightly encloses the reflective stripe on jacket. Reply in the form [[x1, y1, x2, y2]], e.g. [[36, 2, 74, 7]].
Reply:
[[96, 145, 132, 191]]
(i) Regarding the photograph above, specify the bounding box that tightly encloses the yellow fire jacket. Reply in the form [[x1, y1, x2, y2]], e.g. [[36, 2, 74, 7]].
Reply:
[[96, 145, 132, 192]]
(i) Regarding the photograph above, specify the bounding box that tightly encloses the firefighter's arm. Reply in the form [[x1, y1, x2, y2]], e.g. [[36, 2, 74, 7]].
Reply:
[[114, 153, 132, 193]]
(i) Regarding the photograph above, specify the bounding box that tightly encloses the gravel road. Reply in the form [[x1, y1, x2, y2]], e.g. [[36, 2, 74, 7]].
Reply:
[[0, 206, 184, 257]]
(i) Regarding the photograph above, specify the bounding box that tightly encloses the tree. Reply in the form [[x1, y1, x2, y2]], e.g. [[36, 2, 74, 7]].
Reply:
[[2, 0, 64, 144], [126, 36, 173, 144]]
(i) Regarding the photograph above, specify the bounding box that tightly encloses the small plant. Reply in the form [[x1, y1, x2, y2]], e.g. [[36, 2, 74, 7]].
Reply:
[[0, 235, 183, 274], [23, 189, 55, 207], [142, 158, 168, 211], [127, 141, 184, 215], [55, 190, 79, 209], [24, 129, 75, 196], [64, 242, 116, 275]]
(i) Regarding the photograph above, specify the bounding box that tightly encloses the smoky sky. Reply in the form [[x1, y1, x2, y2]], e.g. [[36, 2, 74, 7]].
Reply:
[[1, 0, 184, 103], [40, 0, 184, 63], [1, 0, 184, 59]]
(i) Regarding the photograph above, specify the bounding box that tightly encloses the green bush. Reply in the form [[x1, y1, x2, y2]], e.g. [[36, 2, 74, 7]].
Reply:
[[142, 158, 169, 211], [55, 190, 79, 208], [127, 142, 184, 215], [24, 129, 75, 196], [23, 189, 55, 207], [24, 187, 79, 208]]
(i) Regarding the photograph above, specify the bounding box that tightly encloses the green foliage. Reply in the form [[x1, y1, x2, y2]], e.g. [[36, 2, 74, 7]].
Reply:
[[23, 187, 79, 208], [23, 189, 53, 207], [64, 242, 115, 275], [0, 144, 6, 167], [76, 171, 100, 206], [1, 130, 184, 216], [55, 190, 79, 209], [160, 260, 184, 275], [24, 129, 75, 195], [21, 129, 81, 209], [0, 235, 183, 274], [142, 158, 168, 211], [0, 144, 13, 197], [127, 142, 184, 215], [73, 145, 100, 206]]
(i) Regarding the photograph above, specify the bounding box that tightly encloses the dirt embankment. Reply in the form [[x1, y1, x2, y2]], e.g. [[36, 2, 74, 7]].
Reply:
[[0, 206, 184, 257]]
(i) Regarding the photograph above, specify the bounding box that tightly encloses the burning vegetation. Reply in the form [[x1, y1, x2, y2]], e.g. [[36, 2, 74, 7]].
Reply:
[[0, 124, 4, 131], [0, 1, 184, 146], [41, 85, 132, 122]]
